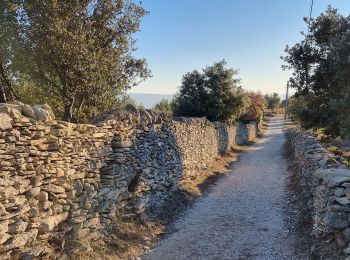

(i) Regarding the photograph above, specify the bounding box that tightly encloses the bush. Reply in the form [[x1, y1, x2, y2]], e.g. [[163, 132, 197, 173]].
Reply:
[[172, 60, 249, 123], [153, 99, 172, 115]]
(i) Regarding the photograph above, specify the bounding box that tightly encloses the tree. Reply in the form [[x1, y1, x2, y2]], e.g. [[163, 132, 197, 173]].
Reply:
[[240, 91, 265, 124], [172, 60, 249, 122], [153, 99, 172, 115], [265, 93, 280, 113], [111, 92, 145, 109], [0, 0, 22, 103], [9, 0, 150, 122], [282, 6, 350, 137]]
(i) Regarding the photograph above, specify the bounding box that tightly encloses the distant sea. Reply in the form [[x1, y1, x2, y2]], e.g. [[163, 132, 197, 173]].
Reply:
[[128, 93, 174, 108]]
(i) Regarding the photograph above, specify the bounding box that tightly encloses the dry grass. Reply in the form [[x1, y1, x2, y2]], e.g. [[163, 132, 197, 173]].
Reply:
[[327, 145, 350, 166], [180, 148, 240, 196]]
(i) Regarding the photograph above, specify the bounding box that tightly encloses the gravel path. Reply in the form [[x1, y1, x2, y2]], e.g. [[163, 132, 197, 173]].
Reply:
[[144, 118, 304, 260]]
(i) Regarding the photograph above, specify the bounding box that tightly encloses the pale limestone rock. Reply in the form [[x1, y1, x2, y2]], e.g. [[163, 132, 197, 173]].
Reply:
[[0, 233, 11, 245], [25, 187, 41, 199], [38, 212, 68, 233], [0, 113, 12, 130], [0, 220, 9, 234], [0, 105, 22, 119], [35, 191, 48, 202], [21, 104, 36, 119], [0, 229, 38, 252], [32, 104, 54, 122]]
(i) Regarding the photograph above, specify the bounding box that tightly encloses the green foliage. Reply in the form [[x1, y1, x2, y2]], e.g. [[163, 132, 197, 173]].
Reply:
[[0, 0, 22, 102], [16, 78, 64, 116], [172, 60, 249, 123], [282, 6, 350, 138], [265, 93, 280, 113], [153, 99, 172, 115], [0, 0, 150, 122], [115, 93, 144, 109], [240, 91, 265, 125]]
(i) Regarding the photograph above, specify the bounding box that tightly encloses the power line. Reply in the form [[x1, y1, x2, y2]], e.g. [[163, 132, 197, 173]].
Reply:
[[309, 0, 314, 20]]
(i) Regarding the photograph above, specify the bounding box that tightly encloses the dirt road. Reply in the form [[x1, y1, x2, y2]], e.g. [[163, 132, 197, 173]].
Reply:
[[144, 118, 305, 260]]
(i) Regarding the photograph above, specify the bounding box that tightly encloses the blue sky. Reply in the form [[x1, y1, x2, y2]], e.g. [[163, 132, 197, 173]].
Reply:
[[130, 0, 350, 95]]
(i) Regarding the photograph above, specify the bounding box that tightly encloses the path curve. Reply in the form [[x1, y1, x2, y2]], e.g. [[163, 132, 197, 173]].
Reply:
[[144, 118, 302, 260]]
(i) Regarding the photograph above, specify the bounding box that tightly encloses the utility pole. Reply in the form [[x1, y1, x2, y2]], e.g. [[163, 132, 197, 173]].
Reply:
[[284, 82, 289, 120]]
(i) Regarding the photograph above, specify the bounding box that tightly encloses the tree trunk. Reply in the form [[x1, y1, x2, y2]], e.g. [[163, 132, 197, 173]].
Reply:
[[0, 85, 7, 103], [63, 101, 74, 122]]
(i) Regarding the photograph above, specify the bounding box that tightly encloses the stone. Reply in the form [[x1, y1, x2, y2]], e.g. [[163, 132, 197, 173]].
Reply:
[[8, 219, 28, 234], [68, 239, 93, 254], [97, 187, 110, 197], [32, 105, 53, 122], [0, 220, 9, 234], [344, 244, 350, 254], [0, 233, 11, 244], [66, 190, 77, 199], [335, 197, 350, 205], [125, 167, 138, 186], [335, 188, 345, 197], [0, 203, 6, 216], [0, 113, 12, 131], [26, 187, 41, 198], [0, 229, 38, 252], [71, 222, 83, 238], [21, 104, 36, 120], [83, 217, 100, 229], [52, 203, 63, 215], [35, 191, 48, 202], [111, 140, 132, 148], [46, 184, 65, 194], [319, 169, 350, 188], [344, 227, 350, 240], [83, 183, 94, 192], [38, 212, 68, 233], [0, 187, 18, 201], [0, 105, 22, 119], [70, 216, 86, 224], [324, 213, 349, 229]]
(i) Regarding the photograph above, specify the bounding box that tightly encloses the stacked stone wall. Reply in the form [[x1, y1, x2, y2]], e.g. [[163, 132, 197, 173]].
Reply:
[[288, 130, 350, 253], [0, 103, 257, 258]]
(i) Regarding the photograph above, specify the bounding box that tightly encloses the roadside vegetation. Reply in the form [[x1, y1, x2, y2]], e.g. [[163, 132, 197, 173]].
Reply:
[[282, 6, 350, 140], [282, 6, 350, 164]]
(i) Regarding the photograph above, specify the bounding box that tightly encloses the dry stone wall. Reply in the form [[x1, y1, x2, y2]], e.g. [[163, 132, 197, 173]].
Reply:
[[236, 122, 257, 145], [0, 102, 256, 258], [288, 130, 350, 254]]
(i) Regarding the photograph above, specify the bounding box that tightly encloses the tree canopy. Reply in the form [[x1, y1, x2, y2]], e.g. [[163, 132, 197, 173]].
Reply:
[[0, 0, 150, 122], [153, 99, 172, 115], [265, 93, 281, 113], [172, 60, 249, 123], [282, 6, 350, 137]]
